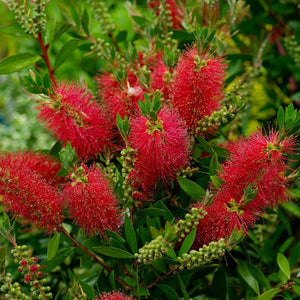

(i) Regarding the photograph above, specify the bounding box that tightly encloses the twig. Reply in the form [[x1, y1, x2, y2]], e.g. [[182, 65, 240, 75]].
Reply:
[[58, 226, 133, 291], [145, 266, 179, 289], [36, 32, 57, 87]]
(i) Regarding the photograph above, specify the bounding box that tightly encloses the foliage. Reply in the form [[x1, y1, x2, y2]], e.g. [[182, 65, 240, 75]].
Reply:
[[0, 0, 299, 299]]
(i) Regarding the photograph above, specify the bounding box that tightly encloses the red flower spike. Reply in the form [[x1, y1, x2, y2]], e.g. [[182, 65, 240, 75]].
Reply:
[[129, 107, 190, 200], [193, 130, 295, 248], [62, 166, 122, 236], [171, 48, 226, 131], [97, 72, 144, 121], [0, 152, 62, 185], [94, 290, 133, 300], [0, 155, 64, 233], [20, 260, 28, 266], [38, 81, 113, 160]]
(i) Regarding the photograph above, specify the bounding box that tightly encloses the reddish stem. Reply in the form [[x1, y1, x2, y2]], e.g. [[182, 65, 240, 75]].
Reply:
[[36, 32, 57, 88]]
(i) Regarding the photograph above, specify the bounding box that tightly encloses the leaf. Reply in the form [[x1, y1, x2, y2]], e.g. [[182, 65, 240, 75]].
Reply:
[[124, 214, 137, 254], [130, 287, 150, 297], [178, 228, 196, 257], [54, 39, 79, 70], [277, 106, 285, 130], [0, 53, 41, 74], [277, 253, 290, 279], [257, 288, 280, 300], [58, 142, 78, 171], [237, 260, 260, 294], [78, 280, 95, 298], [93, 246, 135, 259], [178, 177, 205, 199], [282, 202, 300, 219], [157, 284, 180, 300], [136, 208, 166, 217], [81, 9, 90, 36], [293, 285, 300, 295], [42, 248, 74, 272], [212, 268, 227, 300], [177, 274, 189, 300], [47, 233, 60, 261]]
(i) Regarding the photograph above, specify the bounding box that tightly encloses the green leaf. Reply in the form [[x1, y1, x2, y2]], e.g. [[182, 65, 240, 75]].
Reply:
[[210, 175, 223, 189], [177, 274, 189, 300], [282, 202, 300, 219], [81, 9, 90, 36], [136, 208, 166, 218], [42, 248, 74, 272], [78, 280, 95, 298], [54, 39, 79, 70], [257, 288, 280, 300], [59, 142, 78, 171], [178, 228, 196, 257], [124, 214, 137, 254], [0, 245, 6, 271], [93, 246, 135, 259], [0, 53, 41, 74], [212, 268, 227, 300], [157, 284, 180, 300], [277, 253, 290, 279], [277, 106, 285, 130], [293, 285, 300, 295], [130, 287, 150, 297], [237, 260, 260, 294], [47, 233, 60, 261], [177, 177, 205, 199]]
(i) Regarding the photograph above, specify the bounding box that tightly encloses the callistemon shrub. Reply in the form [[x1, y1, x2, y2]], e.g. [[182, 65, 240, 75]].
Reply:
[[0, 0, 299, 299], [171, 48, 226, 131]]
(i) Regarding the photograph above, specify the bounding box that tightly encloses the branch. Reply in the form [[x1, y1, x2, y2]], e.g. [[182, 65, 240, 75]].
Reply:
[[58, 226, 133, 291]]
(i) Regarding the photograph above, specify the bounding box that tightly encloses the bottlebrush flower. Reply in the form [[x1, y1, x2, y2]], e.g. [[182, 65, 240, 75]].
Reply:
[[149, 0, 183, 30], [220, 130, 295, 209], [1, 152, 63, 185], [37, 81, 113, 160], [128, 106, 190, 199], [94, 290, 133, 300], [0, 155, 63, 232], [171, 48, 226, 131], [192, 130, 295, 248], [62, 166, 122, 235], [97, 72, 144, 121]]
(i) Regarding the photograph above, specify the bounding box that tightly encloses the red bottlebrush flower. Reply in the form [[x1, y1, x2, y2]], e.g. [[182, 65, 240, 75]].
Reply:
[[94, 291, 133, 300], [62, 166, 122, 235], [0, 155, 63, 232], [37, 81, 113, 160], [97, 72, 144, 121], [149, 0, 183, 30], [220, 130, 295, 209], [193, 188, 258, 248], [171, 48, 226, 131], [192, 130, 295, 248], [149, 55, 172, 101], [1, 152, 62, 185], [24, 274, 31, 283], [129, 107, 190, 199]]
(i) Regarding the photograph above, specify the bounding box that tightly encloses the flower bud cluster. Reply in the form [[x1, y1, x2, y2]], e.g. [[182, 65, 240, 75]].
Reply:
[[4, 0, 48, 37], [178, 166, 196, 179], [11, 245, 52, 299], [135, 235, 171, 264], [178, 238, 227, 269], [103, 162, 119, 185], [0, 273, 28, 300], [284, 35, 300, 68], [120, 147, 137, 204], [87, 0, 115, 34], [176, 207, 207, 242], [196, 105, 235, 134], [158, 3, 174, 30]]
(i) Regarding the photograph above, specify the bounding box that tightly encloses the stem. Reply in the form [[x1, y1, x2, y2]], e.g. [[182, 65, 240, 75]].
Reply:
[[36, 32, 57, 87], [58, 226, 132, 291], [145, 266, 179, 290]]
